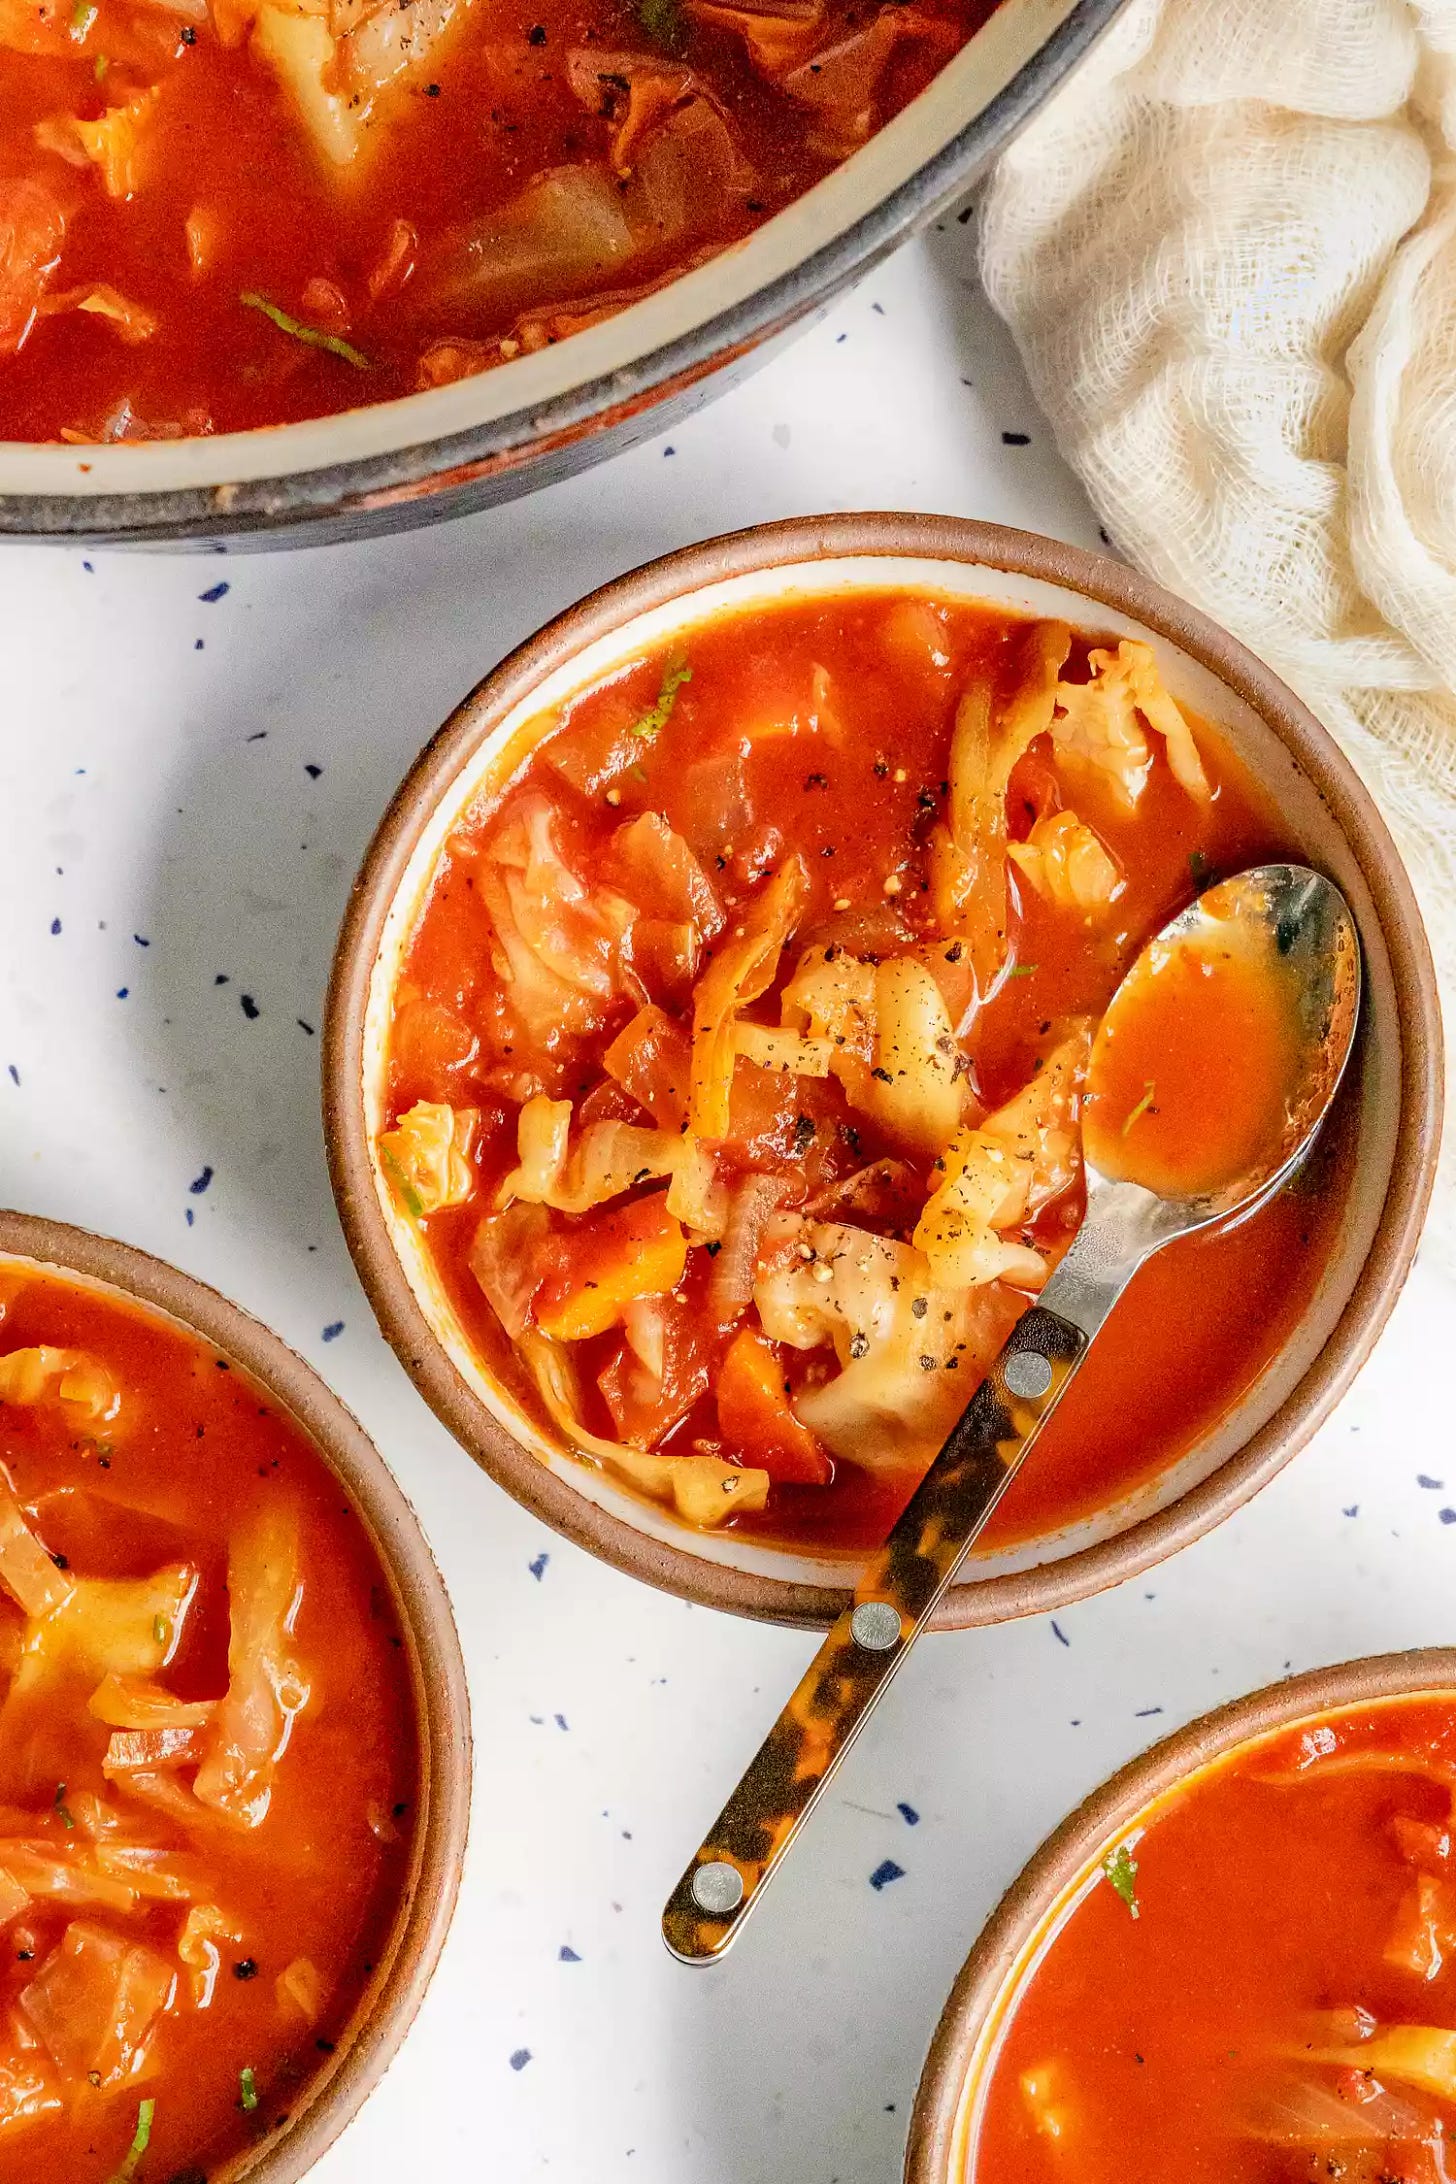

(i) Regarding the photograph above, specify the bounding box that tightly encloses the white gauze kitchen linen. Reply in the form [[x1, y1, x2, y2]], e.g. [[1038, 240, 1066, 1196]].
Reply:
[[981, 0, 1454, 1254]]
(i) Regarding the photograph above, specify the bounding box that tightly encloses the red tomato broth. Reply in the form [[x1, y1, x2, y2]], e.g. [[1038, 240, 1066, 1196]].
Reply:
[[973, 1696, 1456, 2184], [0, 1267, 417, 2184], [0, 0, 997, 440], [379, 590, 1348, 1558]]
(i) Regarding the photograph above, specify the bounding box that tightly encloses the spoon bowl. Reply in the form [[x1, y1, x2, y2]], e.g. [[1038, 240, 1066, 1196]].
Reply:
[[662, 863, 1361, 1964]]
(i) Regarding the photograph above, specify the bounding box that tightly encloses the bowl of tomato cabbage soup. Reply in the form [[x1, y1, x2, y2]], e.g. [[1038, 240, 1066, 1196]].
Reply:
[[324, 513, 1439, 1629], [0, 0, 1126, 540], [908, 1653, 1456, 2184], [0, 1212, 469, 2184]]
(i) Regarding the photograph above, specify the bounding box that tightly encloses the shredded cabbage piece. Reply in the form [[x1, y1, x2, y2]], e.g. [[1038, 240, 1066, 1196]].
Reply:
[[1302, 2025, 1456, 2107], [0, 1467, 73, 1620], [689, 855, 809, 1139], [753, 1217, 1019, 1469], [781, 947, 964, 1155], [1052, 640, 1211, 808], [177, 1902, 241, 2008], [19, 1919, 175, 2085], [913, 1029, 1089, 1289], [193, 1506, 309, 1830], [1007, 810, 1122, 915], [927, 620, 1070, 993], [34, 86, 159, 198], [521, 1332, 768, 1524], [495, 1096, 723, 1233], [379, 1098, 477, 1215], [476, 792, 633, 1053], [275, 1954, 323, 2021], [733, 1021, 834, 1077], [0, 1346, 119, 1421], [88, 1675, 217, 1732]]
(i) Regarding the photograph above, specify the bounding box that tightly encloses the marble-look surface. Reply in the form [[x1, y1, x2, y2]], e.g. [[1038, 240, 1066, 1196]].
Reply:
[[2, 206, 1449, 2183]]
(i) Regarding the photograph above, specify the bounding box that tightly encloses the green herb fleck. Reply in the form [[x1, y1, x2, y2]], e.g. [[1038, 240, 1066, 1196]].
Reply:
[[380, 1145, 425, 1221], [1103, 1840, 1140, 1918], [629, 655, 691, 741], [152, 1614, 169, 1647], [108, 2097, 155, 2184], [240, 2065, 259, 2112], [1188, 848, 1211, 887], [94, 48, 109, 75], [240, 292, 371, 370], [1121, 1080, 1157, 1137], [1007, 963, 1039, 980], [54, 1781, 75, 1830], [70, 0, 97, 37], [629, 761, 649, 784], [637, 0, 684, 47]]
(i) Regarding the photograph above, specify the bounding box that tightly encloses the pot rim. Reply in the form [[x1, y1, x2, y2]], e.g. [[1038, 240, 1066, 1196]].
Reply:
[[323, 510, 1443, 1631], [0, 1207, 472, 2184], [905, 1645, 1456, 2184], [0, 0, 1127, 539]]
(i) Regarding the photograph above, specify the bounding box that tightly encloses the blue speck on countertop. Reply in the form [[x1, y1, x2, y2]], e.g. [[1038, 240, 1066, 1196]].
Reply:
[[869, 1859, 905, 1891], [322, 1322, 344, 1343], [116, 987, 129, 1000], [529, 1552, 549, 1580], [305, 763, 322, 779], [1002, 431, 1031, 446], [509, 2049, 532, 2072], [189, 1166, 214, 1195], [1441, 1509, 1456, 1526], [558, 1945, 580, 1963], [240, 994, 259, 1020], [1135, 1706, 1164, 1719], [554, 1712, 569, 1731], [199, 580, 231, 603], [1418, 1475, 1444, 1489], [7, 1066, 18, 1086], [1051, 1619, 1069, 1647], [50, 918, 61, 936], [1343, 1504, 1360, 1517], [133, 933, 150, 947], [896, 1802, 919, 1827]]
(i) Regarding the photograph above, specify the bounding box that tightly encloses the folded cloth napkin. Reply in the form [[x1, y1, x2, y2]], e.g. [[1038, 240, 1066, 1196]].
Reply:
[[981, 0, 1455, 1257]]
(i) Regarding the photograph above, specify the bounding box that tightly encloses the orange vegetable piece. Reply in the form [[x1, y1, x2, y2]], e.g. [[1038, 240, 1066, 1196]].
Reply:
[[533, 1192, 687, 1343], [717, 1328, 831, 1485]]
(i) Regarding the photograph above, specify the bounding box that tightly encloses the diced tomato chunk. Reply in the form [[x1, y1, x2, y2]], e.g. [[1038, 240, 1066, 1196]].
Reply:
[[598, 1290, 715, 1447], [717, 1327, 831, 1485], [534, 1191, 686, 1341]]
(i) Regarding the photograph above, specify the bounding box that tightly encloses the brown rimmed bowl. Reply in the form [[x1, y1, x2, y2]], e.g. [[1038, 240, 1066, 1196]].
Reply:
[[906, 1647, 1456, 2184], [0, 1209, 472, 2184], [323, 511, 1442, 1631]]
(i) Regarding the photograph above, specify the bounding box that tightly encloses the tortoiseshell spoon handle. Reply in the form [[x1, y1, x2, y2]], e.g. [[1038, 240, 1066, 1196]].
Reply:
[[662, 1301, 1091, 1963], [663, 865, 1362, 1966]]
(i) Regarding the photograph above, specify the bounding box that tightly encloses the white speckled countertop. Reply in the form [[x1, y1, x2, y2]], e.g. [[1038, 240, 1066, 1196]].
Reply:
[[2, 206, 1450, 2184]]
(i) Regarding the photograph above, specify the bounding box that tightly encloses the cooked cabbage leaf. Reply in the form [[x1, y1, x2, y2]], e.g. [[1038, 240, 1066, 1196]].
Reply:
[[688, 854, 809, 1139], [379, 1099, 477, 1216]]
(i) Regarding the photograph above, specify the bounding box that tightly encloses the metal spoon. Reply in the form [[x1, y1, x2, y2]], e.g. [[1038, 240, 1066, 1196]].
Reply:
[[662, 863, 1360, 1963]]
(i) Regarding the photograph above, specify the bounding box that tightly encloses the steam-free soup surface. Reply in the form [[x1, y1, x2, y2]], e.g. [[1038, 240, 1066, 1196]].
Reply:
[[976, 1696, 1456, 2184], [0, 0, 996, 439], [378, 589, 1344, 1555], [0, 1267, 416, 2184]]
